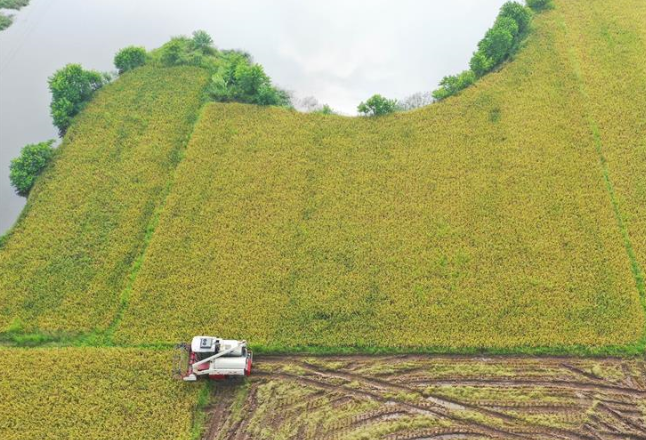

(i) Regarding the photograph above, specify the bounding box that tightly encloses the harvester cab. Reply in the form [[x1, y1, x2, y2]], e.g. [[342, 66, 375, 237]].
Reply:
[[174, 336, 252, 381]]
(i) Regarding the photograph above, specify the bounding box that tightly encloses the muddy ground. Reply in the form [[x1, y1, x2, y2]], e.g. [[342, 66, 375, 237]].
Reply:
[[202, 355, 646, 440]]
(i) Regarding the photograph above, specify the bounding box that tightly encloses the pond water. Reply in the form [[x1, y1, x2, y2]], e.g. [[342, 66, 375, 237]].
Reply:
[[0, 0, 508, 233]]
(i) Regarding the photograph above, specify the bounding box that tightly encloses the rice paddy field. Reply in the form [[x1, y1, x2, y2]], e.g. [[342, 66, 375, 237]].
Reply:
[[0, 0, 642, 352], [115, 0, 645, 351], [0, 348, 202, 440], [1, 351, 644, 440], [0, 66, 208, 335], [558, 0, 646, 281], [1, 0, 645, 437]]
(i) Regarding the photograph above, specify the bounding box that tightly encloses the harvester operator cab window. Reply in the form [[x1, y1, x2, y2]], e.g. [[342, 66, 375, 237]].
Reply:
[[195, 338, 220, 361]]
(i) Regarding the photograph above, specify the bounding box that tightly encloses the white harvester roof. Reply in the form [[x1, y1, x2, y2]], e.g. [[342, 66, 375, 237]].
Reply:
[[191, 336, 245, 357]]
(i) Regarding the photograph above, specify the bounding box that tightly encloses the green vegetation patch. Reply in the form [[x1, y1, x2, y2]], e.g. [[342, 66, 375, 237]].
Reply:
[[0, 12, 12, 30], [0, 0, 29, 9], [0, 66, 208, 335], [0, 0, 29, 31], [0, 348, 202, 439], [115, 3, 644, 351]]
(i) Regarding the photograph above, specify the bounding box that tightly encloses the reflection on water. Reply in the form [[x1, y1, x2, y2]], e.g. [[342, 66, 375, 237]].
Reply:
[[0, 0, 507, 233]]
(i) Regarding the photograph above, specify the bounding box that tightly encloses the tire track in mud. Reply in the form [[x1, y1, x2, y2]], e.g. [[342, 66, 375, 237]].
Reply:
[[203, 384, 237, 440], [384, 428, 491, 440], [254, 371, 526, 439], [203, 356, 646, 440], [262, 370, 585, 440], [276, 364, 597, 440], [406, 378, 644, 398], [301, 361, 594, 435], [321, 407, 409, 440]]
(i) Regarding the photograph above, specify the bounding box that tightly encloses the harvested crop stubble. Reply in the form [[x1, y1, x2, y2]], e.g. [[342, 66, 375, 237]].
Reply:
[[117, 1, 644, 350], [0, 348, 202, 440], [0, 66, 208, 334], [211, 356, 646, 439]]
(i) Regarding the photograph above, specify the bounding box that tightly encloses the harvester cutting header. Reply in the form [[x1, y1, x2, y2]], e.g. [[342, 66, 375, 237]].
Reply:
[[174, 336, 252, 381]]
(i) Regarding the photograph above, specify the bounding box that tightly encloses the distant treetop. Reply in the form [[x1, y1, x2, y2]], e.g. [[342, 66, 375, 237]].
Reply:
[[357, 94, 399, 117]]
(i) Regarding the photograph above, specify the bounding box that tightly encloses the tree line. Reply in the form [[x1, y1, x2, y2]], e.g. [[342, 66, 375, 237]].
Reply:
[[9, 0, 553, 196]]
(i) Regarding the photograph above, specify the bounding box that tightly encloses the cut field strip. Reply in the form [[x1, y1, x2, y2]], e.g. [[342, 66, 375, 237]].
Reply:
[[202, 356, 646, 440]]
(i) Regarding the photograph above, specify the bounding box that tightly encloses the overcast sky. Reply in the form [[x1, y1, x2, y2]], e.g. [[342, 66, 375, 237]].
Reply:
[[0, 0, 508, 231]]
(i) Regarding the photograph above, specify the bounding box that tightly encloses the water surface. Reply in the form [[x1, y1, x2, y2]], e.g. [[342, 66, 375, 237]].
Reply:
[[0, 0, 507, 233]]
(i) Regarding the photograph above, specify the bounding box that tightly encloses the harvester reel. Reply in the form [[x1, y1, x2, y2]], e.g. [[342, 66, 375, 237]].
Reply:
[[172, 343, 190, 379]]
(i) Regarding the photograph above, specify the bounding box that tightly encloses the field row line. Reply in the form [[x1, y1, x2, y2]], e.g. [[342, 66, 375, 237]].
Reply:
[[559, 9, 646, 351]]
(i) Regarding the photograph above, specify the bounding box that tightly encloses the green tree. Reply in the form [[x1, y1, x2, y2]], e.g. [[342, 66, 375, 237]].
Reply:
[[432, 71, 476, 101], [157, 35, 211, 67], [0, 12, 12, 31], [49, 64, 107, 134], [495, 16, 520, 38], [159, 37, 190, 66], [114, 46, 147, 74], [527, 0, 553, 11], [191, 30, 215, 54], [313, 104, 336, 115], [469, 52, 493, 77], [235, 63, 268, 98], [499, 1, 532, 34], [357, 94, 399, 116], [208, 53, 290, 107], [433, 1, 533, 105], [0, 0, 30, 8], [9, 140, 55, 196], [478, 25, 515, 65]]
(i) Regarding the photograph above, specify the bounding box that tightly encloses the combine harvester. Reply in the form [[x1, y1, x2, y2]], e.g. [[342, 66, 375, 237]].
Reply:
[[174, 336, 252, 381]]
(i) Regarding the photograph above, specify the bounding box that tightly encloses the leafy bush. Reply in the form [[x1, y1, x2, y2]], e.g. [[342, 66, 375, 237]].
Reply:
[[495, 15, 520, 38], [0, 0, 29, 9], [208, 52, 290, 107], [357, 94, 399, 116], [479, 23, 516, 64], [432, 70, 476, 101], [9, 140, 55, 197], [527, 0, 554, 10], [236, 64, 273, 102], [0, 12, 12, 30], [157, 31, 216, 67], [159, 37, 193, 67], [499, 1, 532, 34], [114, 46, 147, 74], [48, 64, 107, 134], [466, 1, 531, 79], [432, 1, 532, 99], [469, 51, 494, 78], [152, 32, 289, 108], [190, 30, 215, 54], [313, 104, 336, 115]]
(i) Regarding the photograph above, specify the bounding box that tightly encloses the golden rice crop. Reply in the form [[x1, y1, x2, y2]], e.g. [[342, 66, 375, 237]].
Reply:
[[0, 348, 202, 440], [0, 66, 208, 334], [115, 1, 644, 350], [558, 0, 646, 278], [1, 0, 642, 353]]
